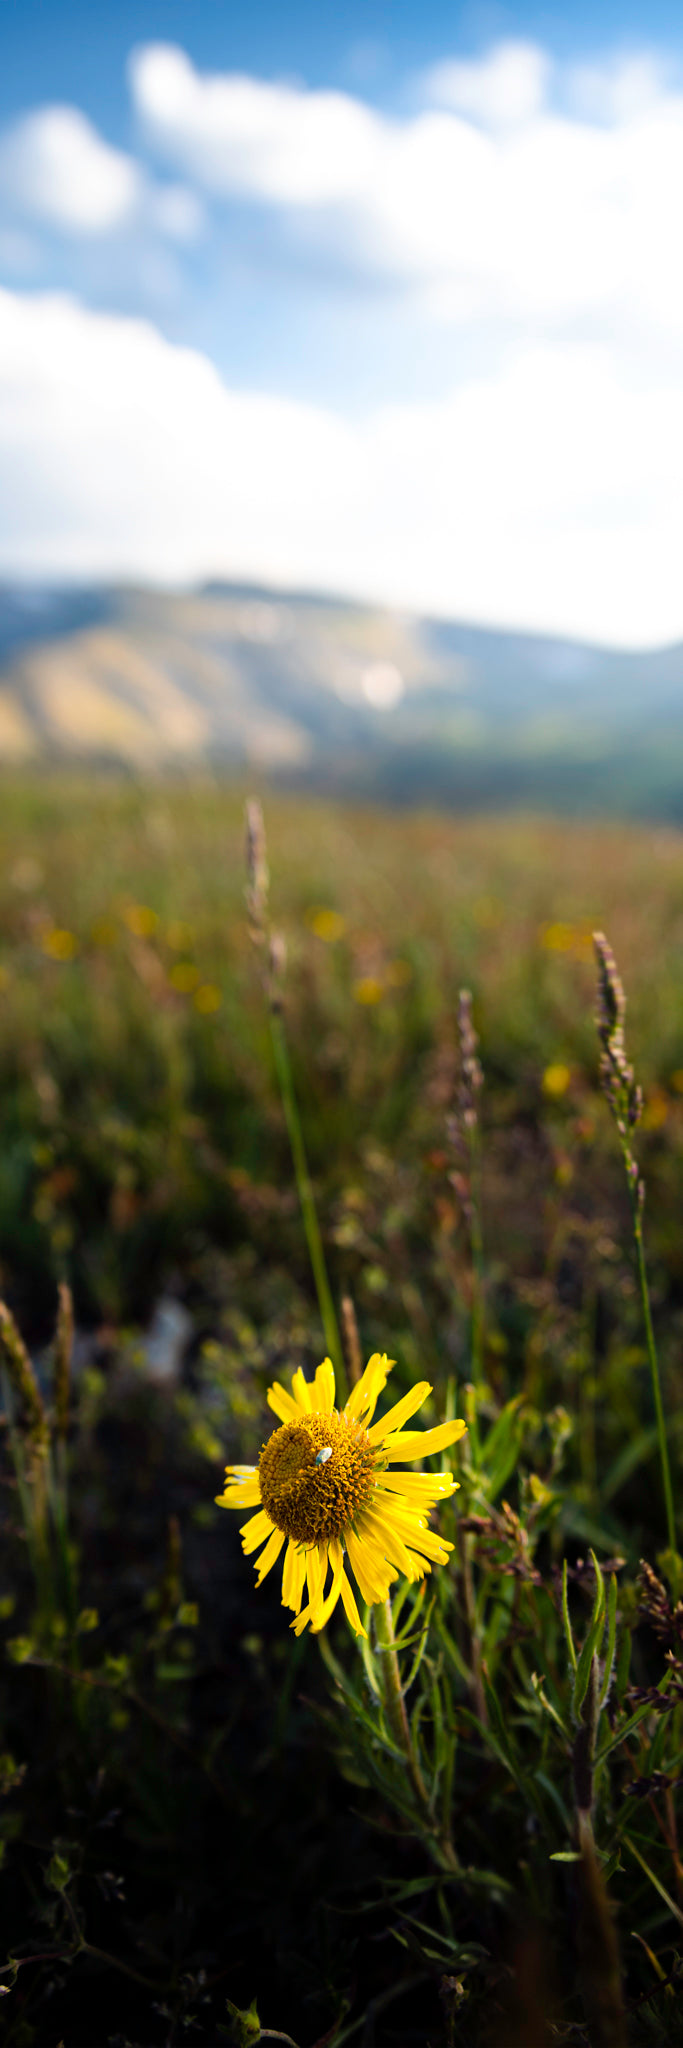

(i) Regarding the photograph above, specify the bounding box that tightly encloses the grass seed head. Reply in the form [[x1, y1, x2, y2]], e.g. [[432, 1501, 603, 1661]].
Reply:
[[244, 798, 269, 942], [0, 1302, 48, 1454]]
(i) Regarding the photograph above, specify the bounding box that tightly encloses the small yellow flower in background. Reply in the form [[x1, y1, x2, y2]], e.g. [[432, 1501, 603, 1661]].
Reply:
[[194, 982, 222, 1014], [641, 1089, 668, 1132], [540, 921, 593, 959], [353, 976, 384, 1006], [308, 907, 346, 943], [541, 921, 575, 952], [543, 1062, 572, 1098], [169, 960, 200, 993], [42, 928, 78, 962], [122, 903, 158, 939], [216, 1356, 466, 1639]]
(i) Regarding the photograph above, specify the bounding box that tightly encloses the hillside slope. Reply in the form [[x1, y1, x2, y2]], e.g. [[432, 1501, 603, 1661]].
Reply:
[[1, 581, 683, 814]]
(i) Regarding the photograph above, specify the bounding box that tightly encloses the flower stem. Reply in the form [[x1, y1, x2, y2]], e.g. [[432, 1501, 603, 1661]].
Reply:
[[374, 1597, 458, 1871]]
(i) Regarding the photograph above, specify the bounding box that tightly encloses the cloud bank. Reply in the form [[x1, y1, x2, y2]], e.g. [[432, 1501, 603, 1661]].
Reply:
[[129, 40, 683, 339], [3, 286, 683, 647], [2, 38, 683, 643]]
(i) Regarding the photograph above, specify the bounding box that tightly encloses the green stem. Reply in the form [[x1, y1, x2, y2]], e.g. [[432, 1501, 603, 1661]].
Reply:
[[469, 1122, 485, 1391], [269, 1010, 346, 1403], [627, 1175, 676, 1557], [374, 1598, 458, 1870]]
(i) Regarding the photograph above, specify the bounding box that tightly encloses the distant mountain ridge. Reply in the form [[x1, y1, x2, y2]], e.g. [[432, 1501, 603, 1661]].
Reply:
[[1, 579, 682, 817]]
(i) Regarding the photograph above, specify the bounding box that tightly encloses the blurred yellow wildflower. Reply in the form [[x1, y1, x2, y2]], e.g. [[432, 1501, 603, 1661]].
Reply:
[[353, 976, 384, 1005], [169, 961, 200, 994], [217, 1356, 466, 1639], [542, 1062, 572, 1098], [308, 908, 346, 943], [541, 921, 575, 952], [123, 904, 158, 938], [540, 921, 593, 959], [194, 982, 222, 1014], [641, 1089, 668, 1132], [42, 929, 78, 962]]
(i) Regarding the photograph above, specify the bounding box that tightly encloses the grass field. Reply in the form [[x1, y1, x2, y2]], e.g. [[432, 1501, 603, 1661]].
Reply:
[[1, 779, 683, 2045]]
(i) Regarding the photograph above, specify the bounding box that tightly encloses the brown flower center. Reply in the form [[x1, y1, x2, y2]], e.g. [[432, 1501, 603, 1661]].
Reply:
[[258, 1410, 376, 1544]]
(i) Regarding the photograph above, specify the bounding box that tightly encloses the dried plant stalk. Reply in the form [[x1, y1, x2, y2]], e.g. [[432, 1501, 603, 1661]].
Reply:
[[0, 1301, 48, 1454], [592, 933, 675, 1556], [54, 1281, 74, 1443]]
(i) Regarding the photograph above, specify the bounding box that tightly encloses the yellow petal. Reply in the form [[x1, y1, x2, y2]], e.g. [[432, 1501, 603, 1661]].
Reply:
[[291, 1367, 313, 1411], [312, 1358, 336, 1413], [267, 1381, 300, 1422], [375, 1470, 458, 1503], [306, 1541, 327, 1618], [368, 1381, 432, 1444], [290, 1604, 313, 1636], [383, 1419, 468, 1462], [345, 1524, 398, 1605], [215, 1467, 261, 1506], [240, 1508, 275, 1554], [371, 1496, 455, 1565], [255, 1527, 285, 1585], [282, 1539, 307, 1614], [359, 1505, 427, 1582], [344, 1352, 394, 1424], [215, 1478, 261, 1510], [310, 1538, 345, 1632], [339, 1567, 368, 1638]]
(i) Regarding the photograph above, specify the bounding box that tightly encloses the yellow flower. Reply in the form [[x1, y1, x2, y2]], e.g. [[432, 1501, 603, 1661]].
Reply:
[[308, 907, 346, 943], [42, 928, 78, 962], [542, 1062, 571, 1098], [353, 976, 384, 1005], [216, 1356, 466, 1639]]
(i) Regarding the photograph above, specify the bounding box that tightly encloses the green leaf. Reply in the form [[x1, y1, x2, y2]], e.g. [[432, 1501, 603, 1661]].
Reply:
[[47, 1852, 70, 1891], [561, 1559, 577, 1674], [599, 1574, 618, 1708], [573, 1553, 606, 1718], [225, 1996, 261, 2045]]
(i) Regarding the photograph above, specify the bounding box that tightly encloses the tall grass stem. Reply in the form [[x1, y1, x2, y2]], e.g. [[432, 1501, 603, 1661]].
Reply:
[[269, 1011, 346, 1403]]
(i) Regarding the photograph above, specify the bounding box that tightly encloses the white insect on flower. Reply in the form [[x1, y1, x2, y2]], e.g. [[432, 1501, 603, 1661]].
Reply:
[[315, 1446, 333, 1465]]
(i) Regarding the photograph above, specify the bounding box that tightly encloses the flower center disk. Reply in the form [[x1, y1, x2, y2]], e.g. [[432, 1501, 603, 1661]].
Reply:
[[258, 1411, 375, 1544]]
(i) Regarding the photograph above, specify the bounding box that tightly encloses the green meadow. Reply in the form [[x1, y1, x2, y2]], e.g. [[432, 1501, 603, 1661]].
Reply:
[[1, 778, 683, 2045]]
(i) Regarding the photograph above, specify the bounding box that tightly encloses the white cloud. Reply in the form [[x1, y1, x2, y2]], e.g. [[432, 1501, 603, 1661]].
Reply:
[[2, 286, 683, 648], [130, 44, 384, 207], [0, 108, 142, 234], [426, 41, 550, 128], [568, 51, 668, 124], [129, 41, 683, 343], [0, 103, 204, 255]]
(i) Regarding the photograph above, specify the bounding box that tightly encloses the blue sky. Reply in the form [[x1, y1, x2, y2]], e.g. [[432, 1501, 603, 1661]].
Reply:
[[2, 0, 683, 643]]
